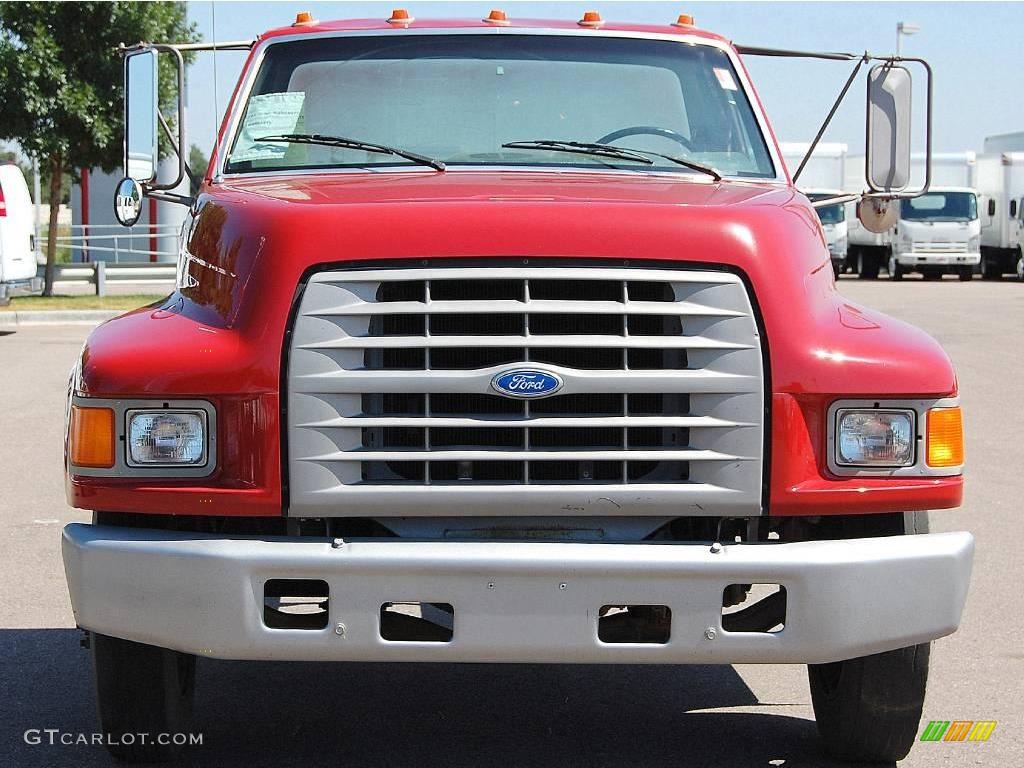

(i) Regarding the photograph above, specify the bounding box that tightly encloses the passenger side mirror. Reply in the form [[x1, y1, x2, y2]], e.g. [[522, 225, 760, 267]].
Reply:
[[988, 199, 996, 217], [1011, 200, 1018, 218], [865, 63, 913, 193], [124, 50, 159, 183]]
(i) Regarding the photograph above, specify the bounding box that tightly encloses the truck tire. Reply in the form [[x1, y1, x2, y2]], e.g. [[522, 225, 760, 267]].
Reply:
[[957, 266, 973, 281], [857, 251, 879, 280], [808, 510, 929, 762], [887, 254, 903, 280], [809, 643, 929, 762], [93, 633, 196, 762], [982, 254, 1002, 280]]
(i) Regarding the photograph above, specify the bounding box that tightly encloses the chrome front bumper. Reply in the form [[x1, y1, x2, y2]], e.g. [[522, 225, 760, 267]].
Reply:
[[895, 251, 981, 266], [62, 524, 973, 665]]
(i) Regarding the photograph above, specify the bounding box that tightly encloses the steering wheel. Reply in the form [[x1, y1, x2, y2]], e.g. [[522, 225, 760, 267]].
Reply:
[[596, 126, 696, 152]]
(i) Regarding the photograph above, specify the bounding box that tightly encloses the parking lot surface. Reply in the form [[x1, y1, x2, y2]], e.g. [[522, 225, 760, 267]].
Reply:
[[0, 277, 1020, 767]]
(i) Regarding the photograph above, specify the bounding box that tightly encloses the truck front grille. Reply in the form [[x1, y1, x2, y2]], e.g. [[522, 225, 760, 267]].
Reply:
[[286, 265, 764, 517], [911, 241, 969, 253]]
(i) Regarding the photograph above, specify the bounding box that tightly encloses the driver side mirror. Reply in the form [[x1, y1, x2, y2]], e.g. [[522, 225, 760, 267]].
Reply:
[[124, 50, 159, 183], [988, 198, 996, 217], [865, 63, 913, 194], [1011, 200, 1019, 218]]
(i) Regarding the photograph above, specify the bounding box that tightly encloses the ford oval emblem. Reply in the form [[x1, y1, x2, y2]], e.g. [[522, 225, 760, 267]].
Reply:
[[491, 369, 564, 399]]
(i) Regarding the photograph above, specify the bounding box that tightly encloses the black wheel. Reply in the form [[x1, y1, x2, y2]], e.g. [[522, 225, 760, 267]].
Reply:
[[93, 633, 196, 762], [982, 257, 1002, 280], [887, 254, 903, 281], [809, 643, 930, 762], [857, 251, 879, 280], [808, 511, 929, 762], [957, 266, 973, 281]]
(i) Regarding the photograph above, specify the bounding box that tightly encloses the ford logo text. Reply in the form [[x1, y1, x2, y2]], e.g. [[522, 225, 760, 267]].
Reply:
[[491, 369, 564, 399]]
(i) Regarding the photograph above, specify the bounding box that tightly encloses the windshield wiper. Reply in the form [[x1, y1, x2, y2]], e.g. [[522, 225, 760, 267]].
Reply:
[[256, 133, 446, 171], [502, 140, 722, 181]]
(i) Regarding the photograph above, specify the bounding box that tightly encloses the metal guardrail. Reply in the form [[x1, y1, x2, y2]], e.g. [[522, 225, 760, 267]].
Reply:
[[40, 223, 179, 263], [37, 262, 177, 296]]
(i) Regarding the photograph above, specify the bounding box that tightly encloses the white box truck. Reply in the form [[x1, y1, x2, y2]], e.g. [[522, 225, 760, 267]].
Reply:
[[845, 153, 980, 280], [781, 142, 848, 275], [977, 143, 1024, 279], [0, 164, 42, 305]]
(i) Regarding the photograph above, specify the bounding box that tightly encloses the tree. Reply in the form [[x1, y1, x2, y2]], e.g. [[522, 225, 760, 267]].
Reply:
[[189, 144, 209, 197], [0, 2, 199, 294]]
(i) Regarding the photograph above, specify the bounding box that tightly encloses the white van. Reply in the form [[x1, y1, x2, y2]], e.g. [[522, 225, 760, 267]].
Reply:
[[0, 164, 42, 304]]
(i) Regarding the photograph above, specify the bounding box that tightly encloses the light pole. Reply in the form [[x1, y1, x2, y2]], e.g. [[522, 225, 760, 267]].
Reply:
[[896, 22, 920, 57]]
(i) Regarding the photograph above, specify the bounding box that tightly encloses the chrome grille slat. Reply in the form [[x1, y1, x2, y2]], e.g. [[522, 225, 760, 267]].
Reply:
[[298, 416, 753, 429], [304, 449, 753, 462], [287, 266, 765, 517], [300, 335, 753, 350], [293, 369, 758, 393], [307, 299, 746, 317]]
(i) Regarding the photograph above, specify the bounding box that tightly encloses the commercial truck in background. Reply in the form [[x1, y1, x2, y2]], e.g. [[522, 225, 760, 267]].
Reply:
[[846, 152, 980, 279], [780, 142, 848, 276], [977, 135, 1024, 279], [60, 12, 972, 765], [0, 164, 41, 304]]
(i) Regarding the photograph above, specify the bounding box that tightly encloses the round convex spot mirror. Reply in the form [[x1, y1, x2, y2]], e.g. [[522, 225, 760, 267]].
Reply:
[[113, 177, 143, 227]]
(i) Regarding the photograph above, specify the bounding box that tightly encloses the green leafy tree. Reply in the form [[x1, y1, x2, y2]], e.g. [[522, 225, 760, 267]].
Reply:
[[0, 2, 199, 294], [189, 144, 210, 196]]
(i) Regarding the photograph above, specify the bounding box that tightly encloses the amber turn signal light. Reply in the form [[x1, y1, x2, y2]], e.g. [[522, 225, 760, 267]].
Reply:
[[484, 9, 509, 24], [927, 407, 964, 468], [579, 10, 603, 27], [292, 11, 316, 26], [673, 13, 695, 27], [70, 406, 115, 469]]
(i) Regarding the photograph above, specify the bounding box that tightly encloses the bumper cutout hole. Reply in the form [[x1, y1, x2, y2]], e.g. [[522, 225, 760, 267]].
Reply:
[[380, 602, 454, 642], [598, 605, 671, 644], [263, 579, 329, 630], [721, 583, 786, 633]]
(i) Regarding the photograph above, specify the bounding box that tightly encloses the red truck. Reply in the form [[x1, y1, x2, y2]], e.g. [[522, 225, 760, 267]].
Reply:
[[63, 11, 972, 763]]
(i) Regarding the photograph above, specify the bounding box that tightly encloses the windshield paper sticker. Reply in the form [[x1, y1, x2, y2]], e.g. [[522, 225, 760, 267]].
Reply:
[[232, 92, 306, 161], [713, 68, 738, 91]]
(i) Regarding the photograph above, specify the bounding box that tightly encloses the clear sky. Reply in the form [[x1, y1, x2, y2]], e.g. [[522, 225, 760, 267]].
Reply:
[[182, 0, 1024, 161]]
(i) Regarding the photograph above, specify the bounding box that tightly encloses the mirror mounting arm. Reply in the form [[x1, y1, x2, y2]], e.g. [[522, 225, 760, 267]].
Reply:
[[145, 44, 188, 194], [157, 109, 199, 190], [793, 53, 869, 184], [147, 190, 192, 206]]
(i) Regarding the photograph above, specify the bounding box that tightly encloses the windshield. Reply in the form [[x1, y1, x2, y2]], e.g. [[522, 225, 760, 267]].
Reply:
[[900, 192, 978, 222], [808, 193, 845, 225], [225, 34, 775, 178]]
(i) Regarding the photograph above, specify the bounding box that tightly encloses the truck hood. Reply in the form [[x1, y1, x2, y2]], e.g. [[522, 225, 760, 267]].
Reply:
[[219, 169, 782, 209], [82, 168, 956, 405]]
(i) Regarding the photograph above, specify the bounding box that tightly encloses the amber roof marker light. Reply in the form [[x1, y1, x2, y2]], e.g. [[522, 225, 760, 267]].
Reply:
[[387, 8, 415, 25], [578, 10, 604, 28], [484, 9, 510, 25], [672, 13, 695, 27], [292, 10, 317, 26]]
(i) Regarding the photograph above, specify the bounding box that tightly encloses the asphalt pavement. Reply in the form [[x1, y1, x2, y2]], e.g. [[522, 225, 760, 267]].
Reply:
[[0, 276, 1020, 767]]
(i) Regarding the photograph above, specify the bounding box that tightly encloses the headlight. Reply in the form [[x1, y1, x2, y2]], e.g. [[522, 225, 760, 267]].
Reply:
[[836, 409, 915, 467], [127, 410, 207, 466]]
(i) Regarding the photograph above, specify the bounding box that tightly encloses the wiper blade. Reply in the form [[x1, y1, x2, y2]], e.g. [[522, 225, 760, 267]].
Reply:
[[502, 140, 654, 166], [256, 133, 446, 171], [502, 140, 722, 180]]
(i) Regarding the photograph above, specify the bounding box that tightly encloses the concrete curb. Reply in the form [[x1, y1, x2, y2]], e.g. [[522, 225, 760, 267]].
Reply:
[[0, 310, 120, 327]]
